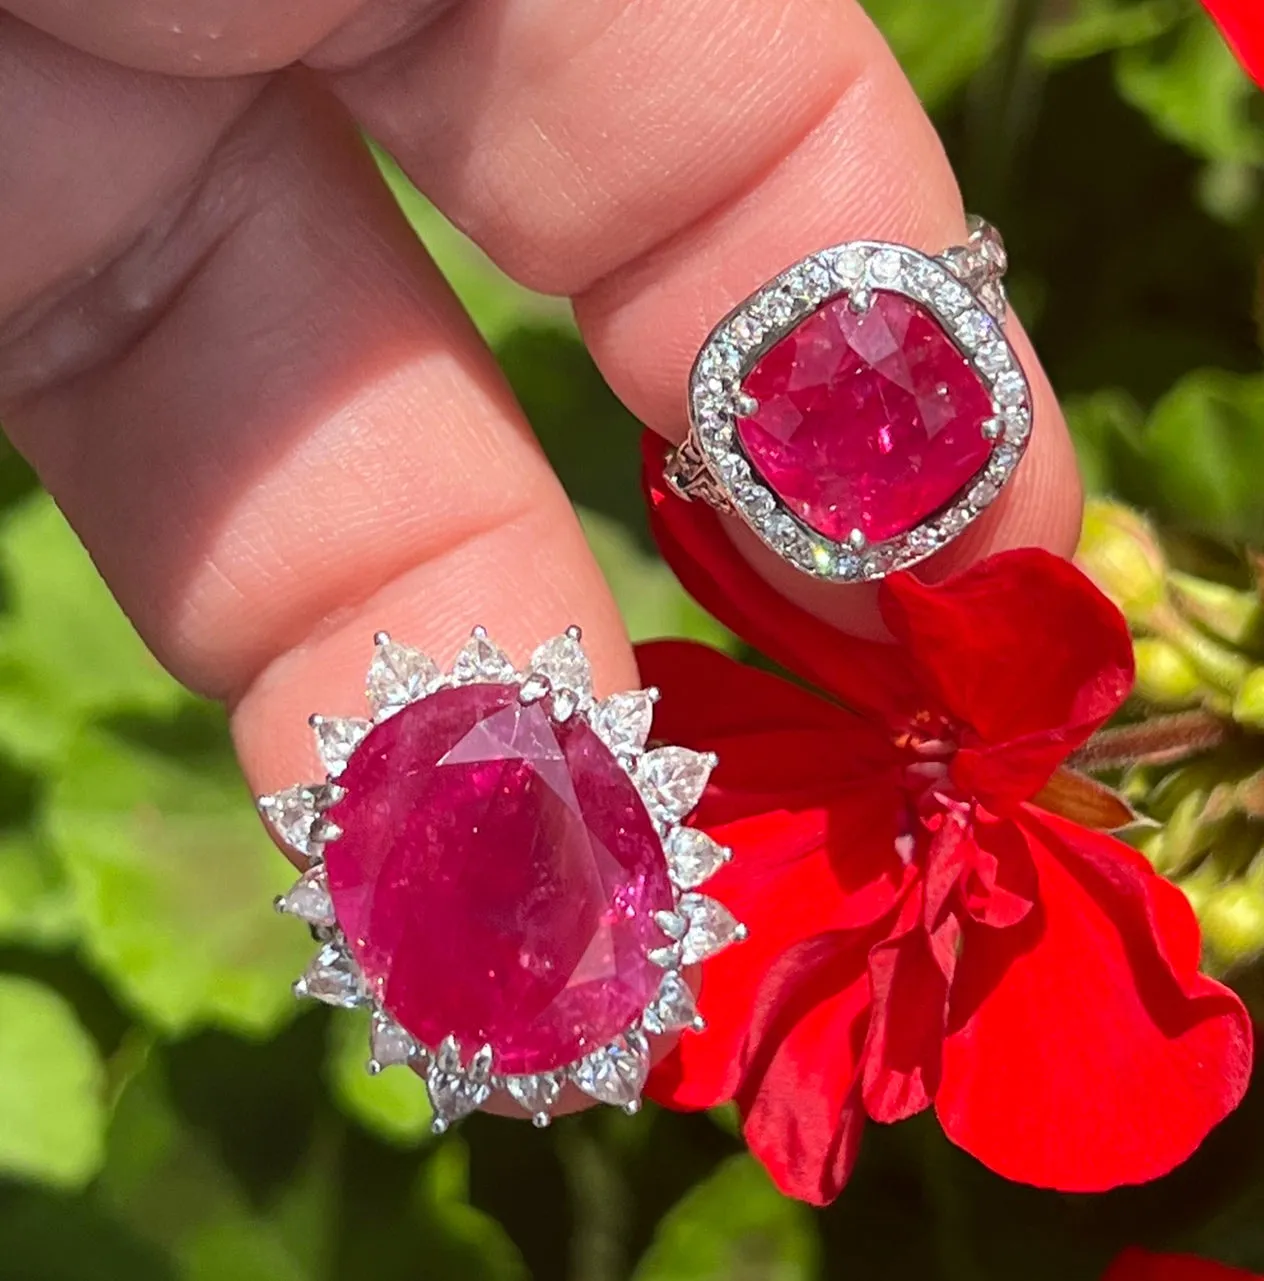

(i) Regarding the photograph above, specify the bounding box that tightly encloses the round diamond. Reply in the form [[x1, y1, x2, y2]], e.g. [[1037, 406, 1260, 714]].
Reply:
[[976, 341, 1010, 376], [832, 246, 868, 286], [728, 314, 764, 348], [325, 685, 674, 1075], [995, 371, 1027, 407]]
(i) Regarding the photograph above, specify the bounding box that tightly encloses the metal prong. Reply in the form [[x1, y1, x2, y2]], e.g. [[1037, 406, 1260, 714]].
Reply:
[[469, 1043, 494, 1083], [366, 1059, 383, 1076], [847, 528, 867, 551], [982, 418, 1003, 440], [471, 625, 488, 639], [622, 1100, 642, 1116], [565, 624, 583, 641], [532, 1112, 551, 1129], [373, 630, 391, 646], [849, 288, 873, 314], [519, 674, 551, 704], [647, 686, 662, 704], [551, 689, 578, 722], [431, 1117, 450, 1136], [736, 393, 759, 416]]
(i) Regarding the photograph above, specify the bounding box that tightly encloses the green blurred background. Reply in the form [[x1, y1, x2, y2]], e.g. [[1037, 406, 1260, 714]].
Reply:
[[1, 0, 1264, 1277]]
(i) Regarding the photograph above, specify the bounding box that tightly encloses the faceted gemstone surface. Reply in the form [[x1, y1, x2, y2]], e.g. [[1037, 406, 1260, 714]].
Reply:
[[325, 685, 674, 1075], [736, 291, 995, 542]]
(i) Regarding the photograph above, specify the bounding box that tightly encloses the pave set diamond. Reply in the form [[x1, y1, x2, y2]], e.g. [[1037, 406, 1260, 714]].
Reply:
[[678, 234, 1032, 582]]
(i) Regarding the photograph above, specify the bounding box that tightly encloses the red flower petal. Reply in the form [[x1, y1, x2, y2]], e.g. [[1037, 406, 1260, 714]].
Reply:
[[1202, 0, 1264, 85], [647, 788, 907, 1108], [861, 884, 958, 1122], [636, 640, 897, 821], [880, 550, 1135, 807], [955, 809, 1040, 929], [736, 932, 874, 1205], [936, 809, 1252, 1190], [642, 435, 919, 721], [1106, 1248, 1263, 1280]]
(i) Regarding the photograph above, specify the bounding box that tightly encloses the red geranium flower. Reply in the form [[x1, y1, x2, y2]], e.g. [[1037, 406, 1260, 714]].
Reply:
[[639, 439, 1253, 1205], [1106, 1249, 1262, 1280], [1202, 0, 1264, 86]]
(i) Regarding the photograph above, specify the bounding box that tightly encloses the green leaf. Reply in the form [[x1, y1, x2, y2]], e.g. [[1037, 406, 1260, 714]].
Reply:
[[1116, 13, 1264, 164], [861, 0, 1003, 108], [578, 508, 735, 651], [0, 975, 106, 1188], [1035, 0, 1181, 63], [0, 832, 78, 947], [1134, 370, 1264, 544], [43, 714, 312, 1036], [327, 1007, 433, 1146], [0, 1192, 173, 1281], [632, 1154, 820, 1281], [1062, 387, 1147, 496], [0, 495, 182, 768], [181, 1219, 313, 1281], [98, 1058, 319, 1280], [412, 1140, 530, 1281]]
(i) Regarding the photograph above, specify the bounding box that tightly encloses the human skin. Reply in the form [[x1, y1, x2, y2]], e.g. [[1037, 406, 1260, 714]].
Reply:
[[0, 0, 1083, 1107]]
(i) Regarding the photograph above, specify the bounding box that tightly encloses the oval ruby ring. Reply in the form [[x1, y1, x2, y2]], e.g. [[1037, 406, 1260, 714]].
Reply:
[[259, 627, 744, 1131], [665, 217, 1032, 581]]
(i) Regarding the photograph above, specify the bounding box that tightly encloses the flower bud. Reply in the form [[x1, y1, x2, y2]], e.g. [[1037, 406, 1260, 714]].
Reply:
[[1077, 501, 1168, 626], [1150, 789, 1211, 876], [1177, 859, 1219, 917], [1200, 880, 1264, 970], [1206, 815, 1259, 880], [1169, 572, 1264, 650], [1232, 667, 1264, 731], [1132, 638, 1204, 708]]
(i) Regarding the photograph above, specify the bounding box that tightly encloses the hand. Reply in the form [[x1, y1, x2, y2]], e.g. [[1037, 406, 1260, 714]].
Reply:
[[0, 0, 1081, 815]]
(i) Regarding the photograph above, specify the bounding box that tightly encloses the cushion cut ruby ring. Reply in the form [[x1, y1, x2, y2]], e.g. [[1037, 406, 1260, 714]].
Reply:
[[664, 217, 1032, 581], [259, 626, 744, 1131]]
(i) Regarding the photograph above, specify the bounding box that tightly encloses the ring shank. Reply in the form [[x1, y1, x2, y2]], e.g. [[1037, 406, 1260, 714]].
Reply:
[[938, 216, 1008, 323]]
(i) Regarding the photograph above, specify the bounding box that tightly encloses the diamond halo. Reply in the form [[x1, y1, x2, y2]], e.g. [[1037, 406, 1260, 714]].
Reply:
[[667, 218, 1032, 582], [259, 626, 745, 1132]]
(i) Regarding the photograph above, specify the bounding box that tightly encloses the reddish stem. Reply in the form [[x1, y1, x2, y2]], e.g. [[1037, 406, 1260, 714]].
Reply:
[[1069, 710, 1233, 773]]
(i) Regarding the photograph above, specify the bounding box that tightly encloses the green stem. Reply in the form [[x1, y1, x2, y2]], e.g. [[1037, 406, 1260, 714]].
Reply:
[[559, 1117, 631, 1281], [966, 0, 1046, 212]]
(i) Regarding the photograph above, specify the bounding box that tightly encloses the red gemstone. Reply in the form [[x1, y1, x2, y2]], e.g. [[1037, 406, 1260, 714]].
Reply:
[[737, 291, 994, 542], [324, 685, 674, 1075]]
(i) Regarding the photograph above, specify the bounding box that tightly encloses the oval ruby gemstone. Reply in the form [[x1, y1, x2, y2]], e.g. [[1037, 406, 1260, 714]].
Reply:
[[324, 684, 674, 1075], [736, 291, 994, 542]]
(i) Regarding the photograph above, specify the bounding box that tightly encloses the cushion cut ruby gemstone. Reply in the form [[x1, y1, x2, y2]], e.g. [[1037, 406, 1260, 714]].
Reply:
[[324, 684, 674, 1075], [736, 291, 995, 542]]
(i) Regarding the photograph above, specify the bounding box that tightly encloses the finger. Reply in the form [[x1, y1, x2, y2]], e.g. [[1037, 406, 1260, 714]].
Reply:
[[1, 0, 458, 75], [323, 0, 1082, 635], [1, 0, 347, 74], [0, 25, 637, 807]]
